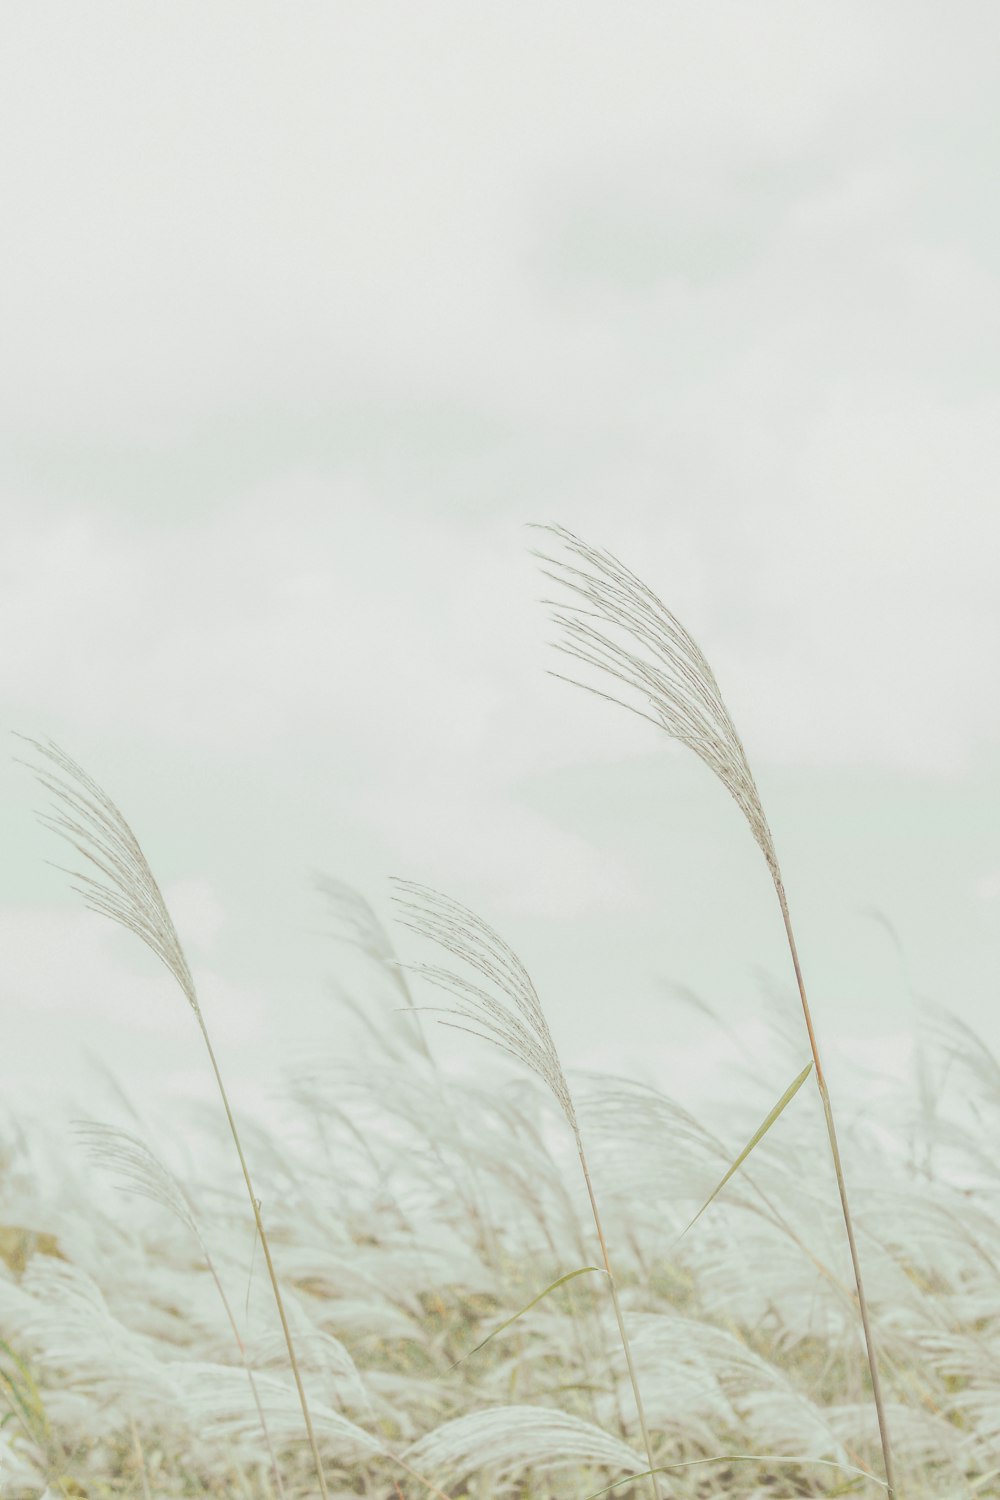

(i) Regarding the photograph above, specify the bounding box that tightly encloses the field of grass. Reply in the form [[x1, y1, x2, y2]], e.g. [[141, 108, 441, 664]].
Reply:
[[2, 528, 996, 1498], [0, 969, 997, 1499]]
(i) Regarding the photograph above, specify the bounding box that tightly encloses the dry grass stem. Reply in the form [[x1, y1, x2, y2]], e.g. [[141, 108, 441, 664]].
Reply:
[[16, 735, 332, 1500], [533, 524, 898, 1497], [392, 879, 662, 1499]]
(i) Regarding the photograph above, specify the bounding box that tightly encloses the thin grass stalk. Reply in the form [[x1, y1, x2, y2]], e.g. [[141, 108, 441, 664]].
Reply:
[[506, 1103, 629, 1434], [517, 1185, 606, 1428], [393, 881, 661, 1499], [776, 887, 897, 1497], [533, 526, 897, 1496], [17, 737, 332, 1500], [205, 1263, 287, 1500], [576, 1145, 658, 1495], [200, 1031, 330, 1500]]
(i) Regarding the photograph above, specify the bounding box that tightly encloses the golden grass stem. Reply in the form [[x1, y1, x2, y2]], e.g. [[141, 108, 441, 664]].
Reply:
[[201, 1031, 331, 1500], [532, 527, 900, 1495], [203, 1251, 287, 1499], [775, 883, 897, 1499]]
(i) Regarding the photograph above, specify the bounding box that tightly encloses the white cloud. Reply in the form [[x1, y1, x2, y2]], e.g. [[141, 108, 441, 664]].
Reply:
[[2, 2, 976, 437], [4, 4, 998, 779]]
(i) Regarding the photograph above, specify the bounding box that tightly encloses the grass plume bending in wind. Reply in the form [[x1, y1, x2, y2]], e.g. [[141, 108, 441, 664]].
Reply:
[[392, 879, 663, 1499], [531, 523, 898, 1498], [5, 530, 934, 1495], [14, 735, 333, 1500]]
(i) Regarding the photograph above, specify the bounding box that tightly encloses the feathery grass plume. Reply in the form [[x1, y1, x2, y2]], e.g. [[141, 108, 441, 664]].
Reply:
[[392, 881, 577, 1129], [392, 879, 662, 1499], [532, 524, 898, 1497], [312, 873, 401, 974], [314, 872, 504, 1269], [74, 1122, 199, 1237], [75, 1121, 287, 1498], [312, 872, 424, 1059], [404, 1405, 646, 1486], [15, 735, 331, 1500], [0, 999, 995, 1494], [14, 1258, 163, 1499]]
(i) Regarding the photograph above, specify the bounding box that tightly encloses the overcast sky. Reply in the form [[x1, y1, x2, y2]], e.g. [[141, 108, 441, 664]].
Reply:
[[2, 4, 999, 1128]]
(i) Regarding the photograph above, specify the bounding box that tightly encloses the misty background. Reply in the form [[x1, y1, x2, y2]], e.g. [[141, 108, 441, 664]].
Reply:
[[1, 4, 998, 1131]]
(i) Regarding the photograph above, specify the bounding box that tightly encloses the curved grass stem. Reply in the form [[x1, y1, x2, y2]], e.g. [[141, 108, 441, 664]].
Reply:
[[17, 738, 332, 1500], [532, 526, 900, 1496]]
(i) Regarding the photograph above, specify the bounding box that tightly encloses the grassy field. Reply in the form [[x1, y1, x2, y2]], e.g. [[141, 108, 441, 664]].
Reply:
[[2, 529, 996, 1498], [0, 960, 997, 1499]]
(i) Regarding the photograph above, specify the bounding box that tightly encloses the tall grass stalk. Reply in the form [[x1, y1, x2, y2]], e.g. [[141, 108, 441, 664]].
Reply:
[[533, 524, 898, 1498], [16, 737, 332, 1500], [392, 879, 662, 1500]]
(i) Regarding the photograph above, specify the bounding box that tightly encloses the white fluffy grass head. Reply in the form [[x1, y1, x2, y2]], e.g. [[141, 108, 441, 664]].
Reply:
[[16, 735, 200, 1020], [391, 879, 578, 1133], [532, 524, 779, 882]]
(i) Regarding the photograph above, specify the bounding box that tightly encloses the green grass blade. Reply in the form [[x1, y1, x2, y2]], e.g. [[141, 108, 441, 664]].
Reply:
[[585, 1451, 887, 1498], [678, 1061, 813, 1239], [449, 1266, 607, 1368], [0, 1338, 49, 1441]]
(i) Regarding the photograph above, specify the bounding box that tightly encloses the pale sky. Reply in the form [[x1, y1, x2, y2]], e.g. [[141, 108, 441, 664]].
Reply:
[[2, 4, 999, 1125]]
